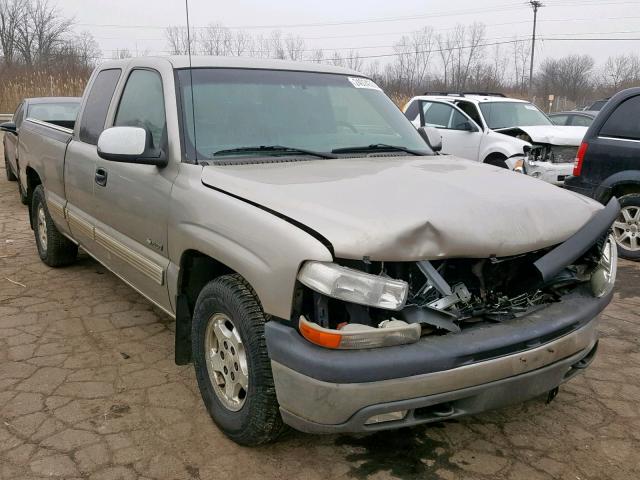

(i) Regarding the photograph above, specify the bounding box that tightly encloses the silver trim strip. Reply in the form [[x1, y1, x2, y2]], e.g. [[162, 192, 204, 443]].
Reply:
[[94, 228, 164, 285], [81, 247, 175, 319], [66, 209, 94, 240], [598, 136, 640, 144], [47, 199, 66, 219], [25, 117, 74, 135], [272, 320, 598, 425]]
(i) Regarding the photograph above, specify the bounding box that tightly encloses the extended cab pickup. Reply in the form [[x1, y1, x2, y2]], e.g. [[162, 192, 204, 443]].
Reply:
[[19, 56, 619, 446]]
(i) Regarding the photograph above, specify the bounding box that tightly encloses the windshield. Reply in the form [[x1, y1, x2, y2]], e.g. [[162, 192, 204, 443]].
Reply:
[[28, 102, 79, 122], [479, 101, 552, 129], [176, 68, 431, 161]]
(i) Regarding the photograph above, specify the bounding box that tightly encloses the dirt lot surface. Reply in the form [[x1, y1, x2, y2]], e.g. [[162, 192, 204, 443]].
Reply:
[[1, 152, 640, 480]]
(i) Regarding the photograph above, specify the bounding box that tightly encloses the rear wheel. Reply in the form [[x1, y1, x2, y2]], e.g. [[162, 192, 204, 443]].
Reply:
[[4, 152, 17, 181], [612, 194, 640, 261], [31, 185, 78, 267], [192, 274, 285, 446]]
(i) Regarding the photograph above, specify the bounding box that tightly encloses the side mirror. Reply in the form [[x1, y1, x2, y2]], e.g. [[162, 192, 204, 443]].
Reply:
[[418, 126, 442, 153], [0, 122, 17, 135], [97, 126, 167, 167]]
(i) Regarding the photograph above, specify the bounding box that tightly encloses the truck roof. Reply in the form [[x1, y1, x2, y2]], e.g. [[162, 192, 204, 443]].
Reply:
[[97, 55, 363, 77]]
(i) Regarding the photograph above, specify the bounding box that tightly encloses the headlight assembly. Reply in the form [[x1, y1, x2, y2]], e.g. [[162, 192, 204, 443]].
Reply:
[[297, 261, 409, 311]]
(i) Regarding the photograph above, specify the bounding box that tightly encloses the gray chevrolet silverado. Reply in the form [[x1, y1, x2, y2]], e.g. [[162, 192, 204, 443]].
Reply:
[[17, 56, 619, 446]]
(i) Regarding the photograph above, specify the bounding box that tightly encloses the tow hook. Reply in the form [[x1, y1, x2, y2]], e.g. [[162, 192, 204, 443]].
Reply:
[[546, 387, 559, 404]]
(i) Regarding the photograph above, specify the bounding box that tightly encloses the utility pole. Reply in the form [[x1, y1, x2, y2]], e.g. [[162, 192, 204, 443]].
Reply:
[[529, 0, 544, 96]]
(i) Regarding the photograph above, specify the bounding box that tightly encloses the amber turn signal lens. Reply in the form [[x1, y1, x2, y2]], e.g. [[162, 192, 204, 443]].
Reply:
[[298, 317, 342, 348]]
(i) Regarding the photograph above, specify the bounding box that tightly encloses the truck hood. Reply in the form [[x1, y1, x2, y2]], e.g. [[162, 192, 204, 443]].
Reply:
[[496, 125, 587, 146], [201, 156, 602, 260]]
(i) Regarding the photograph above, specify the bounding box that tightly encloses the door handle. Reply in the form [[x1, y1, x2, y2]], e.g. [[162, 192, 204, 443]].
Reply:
[[95, 167, 108, 187]]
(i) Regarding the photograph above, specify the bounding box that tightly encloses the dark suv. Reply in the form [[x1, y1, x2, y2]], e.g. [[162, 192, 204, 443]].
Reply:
[[565, 88, 640, 260]]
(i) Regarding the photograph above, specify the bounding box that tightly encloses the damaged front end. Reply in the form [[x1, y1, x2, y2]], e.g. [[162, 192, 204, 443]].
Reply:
[[500, 128, 579, 185], [293, 199, 619, 350]]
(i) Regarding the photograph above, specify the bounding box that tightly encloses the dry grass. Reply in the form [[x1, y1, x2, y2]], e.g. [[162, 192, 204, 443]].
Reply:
[[0, 68, 91, 113]]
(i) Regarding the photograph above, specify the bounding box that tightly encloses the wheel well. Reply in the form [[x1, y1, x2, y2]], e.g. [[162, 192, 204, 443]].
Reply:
[[483, 152, 507, 164], [609, 182, 640, 202], [25, 167, 41, 227], [174, 250, 236, 365]]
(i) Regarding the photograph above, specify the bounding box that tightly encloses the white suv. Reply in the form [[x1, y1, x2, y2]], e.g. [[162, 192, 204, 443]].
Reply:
[[403, 92, 588, 185]]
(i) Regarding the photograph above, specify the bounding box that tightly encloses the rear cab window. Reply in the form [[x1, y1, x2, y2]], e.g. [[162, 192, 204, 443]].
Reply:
[[599, 96, 640, 141], [78, 69, 122, 145]]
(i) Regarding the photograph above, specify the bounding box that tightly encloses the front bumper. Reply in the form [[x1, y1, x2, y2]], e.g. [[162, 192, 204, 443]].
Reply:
[[266, 287, 611, 433], [524, 159, 573, 186]]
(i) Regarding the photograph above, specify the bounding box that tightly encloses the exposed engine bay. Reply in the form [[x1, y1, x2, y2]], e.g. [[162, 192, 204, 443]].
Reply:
[[294, 238, 608, 338]]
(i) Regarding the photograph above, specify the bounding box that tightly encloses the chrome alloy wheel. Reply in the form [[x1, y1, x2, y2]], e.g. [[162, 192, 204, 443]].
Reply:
[[613, 205, 640, 252], [37, 204, 48, 253], [204, 313, 249, 411]]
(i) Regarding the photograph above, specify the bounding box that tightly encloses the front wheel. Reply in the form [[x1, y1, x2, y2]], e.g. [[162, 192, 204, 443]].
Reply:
[[192, 274, 285, 446], [484, 153, 508, 169], [612, 194, 640, 261], [31, 185, 78, 267]]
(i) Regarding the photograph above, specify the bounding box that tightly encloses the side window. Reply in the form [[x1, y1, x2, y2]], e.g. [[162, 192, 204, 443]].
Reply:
[[599, 96, 640, 140], [570, 115, 593, 127], [550, 114, 569, 126], [404, 100, 420, 122], [421, 102, 471, 130], [114, 69, 166, 149], [456, 101, 483, 127], [79, 69, 122, 145]]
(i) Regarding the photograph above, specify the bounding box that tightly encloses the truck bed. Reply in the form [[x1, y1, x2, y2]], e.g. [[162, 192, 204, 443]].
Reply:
[[19, 118, 73, 213]]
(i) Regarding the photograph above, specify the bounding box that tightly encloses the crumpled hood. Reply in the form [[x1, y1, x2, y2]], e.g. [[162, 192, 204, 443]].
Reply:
[[497, 125, 587, 146], [201, 156, 602, 260]]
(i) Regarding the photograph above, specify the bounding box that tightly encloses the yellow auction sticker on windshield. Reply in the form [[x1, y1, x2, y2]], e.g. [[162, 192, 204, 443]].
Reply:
[[348, 77, 382, 91]]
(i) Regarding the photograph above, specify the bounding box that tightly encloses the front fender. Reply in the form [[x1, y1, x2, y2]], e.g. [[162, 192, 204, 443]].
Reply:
[[480, 131, 531, 163], [168, 165, 333, 320]]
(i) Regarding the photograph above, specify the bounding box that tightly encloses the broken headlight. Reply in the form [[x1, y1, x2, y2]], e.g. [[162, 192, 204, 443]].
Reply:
[[591, 235, 617, 298], [297, 261, 409, 311]]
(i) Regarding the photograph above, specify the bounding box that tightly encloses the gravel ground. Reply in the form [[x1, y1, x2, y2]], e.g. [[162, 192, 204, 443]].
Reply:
[[1, 149, 640, 480]]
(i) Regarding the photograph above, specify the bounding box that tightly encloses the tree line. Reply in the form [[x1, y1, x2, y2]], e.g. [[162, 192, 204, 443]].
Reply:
[[165, 22, 640, 109], [1, 1, 639, 113]]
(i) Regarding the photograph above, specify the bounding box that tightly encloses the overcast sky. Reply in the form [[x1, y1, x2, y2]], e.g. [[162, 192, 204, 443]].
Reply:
[[57, 0, 640, 69]]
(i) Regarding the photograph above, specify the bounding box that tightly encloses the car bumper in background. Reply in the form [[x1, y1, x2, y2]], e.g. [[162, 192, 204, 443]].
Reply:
[[266, 287, 611, 433], [524, 159, 573, 186]]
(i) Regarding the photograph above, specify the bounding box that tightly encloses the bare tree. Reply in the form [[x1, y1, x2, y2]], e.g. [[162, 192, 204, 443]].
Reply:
[[511, 39, 531, 94], [308, 48, 324, 63], [58, 30, 100, 67], [229, 30, 251, 56], [200, 23, 231, 56], [285, 35, 305, 61], [112, 48, 132, 60], [388, 27, 435, 93], [165, 26, 195, 55], [602, 54, 640, 91], [13, 0, 73, 65], [0, 0, 25, 65]]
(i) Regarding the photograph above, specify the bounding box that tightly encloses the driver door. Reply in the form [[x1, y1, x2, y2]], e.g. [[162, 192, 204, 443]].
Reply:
[[416, 100, 483, 161]]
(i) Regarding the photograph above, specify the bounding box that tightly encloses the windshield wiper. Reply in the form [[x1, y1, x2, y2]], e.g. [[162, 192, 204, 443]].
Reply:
[[332, 144, 427, 156], [213, 145, 337, 159]]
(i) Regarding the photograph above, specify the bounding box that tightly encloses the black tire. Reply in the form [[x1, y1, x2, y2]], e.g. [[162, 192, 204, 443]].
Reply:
[[484, 153, 508, 169], [192, 274, 285, 446], [31, 185, 78, 267], [613, 193, 640, 261], [5, 152, 17, 181]]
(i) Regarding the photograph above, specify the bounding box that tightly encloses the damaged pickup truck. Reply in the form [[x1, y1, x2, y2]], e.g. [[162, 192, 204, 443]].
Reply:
[[404, 93, 587, 185], [18, 57, 618, 446]]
